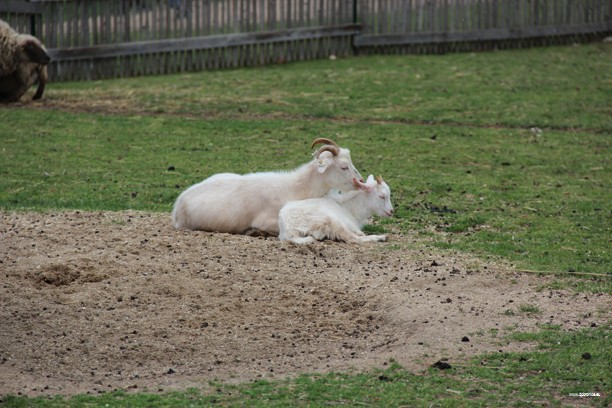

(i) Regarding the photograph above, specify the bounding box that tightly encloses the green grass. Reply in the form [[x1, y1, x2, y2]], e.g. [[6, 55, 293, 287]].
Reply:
[[48, 43, 612, 131], [1, 42, 610, 406], [517, 304, 542, 315], [4, 325, 610, 407]]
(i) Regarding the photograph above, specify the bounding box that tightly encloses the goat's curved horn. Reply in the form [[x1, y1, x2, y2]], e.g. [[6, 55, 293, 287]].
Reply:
[[311, 138, 341, 158], [311, 138, 340, 150], [375, 175, 384, 184], [315, 145, 340, 158]]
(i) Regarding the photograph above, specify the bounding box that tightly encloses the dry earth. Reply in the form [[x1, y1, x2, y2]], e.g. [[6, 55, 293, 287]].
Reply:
[[1, 210, 610, 397]]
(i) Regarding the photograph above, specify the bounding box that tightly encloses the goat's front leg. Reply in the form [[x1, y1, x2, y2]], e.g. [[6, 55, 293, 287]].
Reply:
[[357, 234, 387, 243]]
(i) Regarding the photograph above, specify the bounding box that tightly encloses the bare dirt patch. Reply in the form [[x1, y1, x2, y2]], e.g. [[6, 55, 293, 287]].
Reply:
[[1, 211, 609, 397]]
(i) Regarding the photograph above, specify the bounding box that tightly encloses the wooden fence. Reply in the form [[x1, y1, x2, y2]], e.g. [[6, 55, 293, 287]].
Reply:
[[1, 0, 610, 81], [356, 0, 612, 54]]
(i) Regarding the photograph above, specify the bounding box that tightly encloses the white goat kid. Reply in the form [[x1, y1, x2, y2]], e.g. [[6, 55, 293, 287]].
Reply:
[[278, 175, 393, 244], [172, 138, 363, 235]]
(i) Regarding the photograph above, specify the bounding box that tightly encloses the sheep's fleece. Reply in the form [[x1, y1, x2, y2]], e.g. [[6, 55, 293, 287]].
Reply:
[[0, 19, 50, 102]]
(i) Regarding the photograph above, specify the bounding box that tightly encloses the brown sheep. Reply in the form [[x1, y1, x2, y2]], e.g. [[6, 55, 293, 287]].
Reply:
[[0, 19, 50, 102]]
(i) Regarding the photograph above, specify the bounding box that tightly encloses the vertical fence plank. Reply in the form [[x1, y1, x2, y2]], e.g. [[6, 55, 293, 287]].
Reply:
[[64, 1, 72, 48], [81, 0, 89, 47], [459, 0, 467, 32]]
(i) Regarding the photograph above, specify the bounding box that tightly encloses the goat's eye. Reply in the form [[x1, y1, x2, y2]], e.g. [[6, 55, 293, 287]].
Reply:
[[379, 195, 386, 199], [341, 166, 349, 171]]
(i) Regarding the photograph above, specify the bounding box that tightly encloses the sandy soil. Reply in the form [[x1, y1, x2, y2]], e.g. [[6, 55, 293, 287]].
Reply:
[[1, 210, 610, 397]]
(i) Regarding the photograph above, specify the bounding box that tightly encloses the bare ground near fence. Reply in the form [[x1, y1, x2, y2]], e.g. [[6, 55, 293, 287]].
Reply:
[[18, 85, 612, 136]]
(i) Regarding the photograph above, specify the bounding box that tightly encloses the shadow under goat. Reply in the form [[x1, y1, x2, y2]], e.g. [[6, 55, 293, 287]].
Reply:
[[278, 175, 393, 244], [0, 19, 50, 102]]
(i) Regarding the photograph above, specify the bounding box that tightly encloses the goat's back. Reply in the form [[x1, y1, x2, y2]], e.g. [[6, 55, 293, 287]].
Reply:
[[172, 171, 311, 234]]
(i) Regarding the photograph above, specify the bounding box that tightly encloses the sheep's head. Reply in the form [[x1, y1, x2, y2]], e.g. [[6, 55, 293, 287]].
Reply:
[[353, 175, 394, 217], [18, 35, 50, 65], [311, 138, 363, 192]]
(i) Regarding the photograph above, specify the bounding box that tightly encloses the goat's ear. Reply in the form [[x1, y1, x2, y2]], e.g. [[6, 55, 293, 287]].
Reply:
[[23, 40, 51, 65], [316, 158, 330, 173], [354, 178, 372, 192]]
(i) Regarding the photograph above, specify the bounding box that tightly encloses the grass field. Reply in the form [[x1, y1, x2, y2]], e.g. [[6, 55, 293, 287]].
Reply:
[[1, 42, 610, 406]]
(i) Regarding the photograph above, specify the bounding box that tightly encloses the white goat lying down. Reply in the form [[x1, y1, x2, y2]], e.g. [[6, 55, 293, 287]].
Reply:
[[278, 175, 393, 244], [172, 138, 363, 235]]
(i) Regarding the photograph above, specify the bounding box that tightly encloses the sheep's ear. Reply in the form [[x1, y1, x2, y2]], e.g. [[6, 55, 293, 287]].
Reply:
[[23, 41, 50, 65]]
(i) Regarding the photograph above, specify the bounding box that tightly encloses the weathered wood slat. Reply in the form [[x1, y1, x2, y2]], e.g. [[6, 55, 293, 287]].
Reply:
[[48, 23, 362, 61], [0, 1, 44, 14], [354, 20, 612, 47]]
